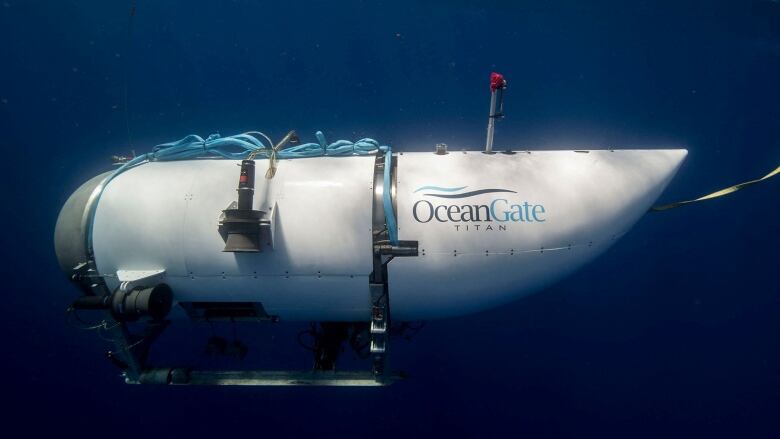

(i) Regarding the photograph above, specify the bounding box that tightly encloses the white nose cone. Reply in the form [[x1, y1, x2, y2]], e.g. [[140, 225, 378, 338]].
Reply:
[[390, 149, 688, 320]]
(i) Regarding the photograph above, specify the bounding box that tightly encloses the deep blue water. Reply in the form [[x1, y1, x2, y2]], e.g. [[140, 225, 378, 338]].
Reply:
[[1, 1, 779, 437]]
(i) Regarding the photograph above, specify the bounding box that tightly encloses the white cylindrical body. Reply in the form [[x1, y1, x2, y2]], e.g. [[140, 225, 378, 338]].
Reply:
[[82, 149, 686, 321], [391, 150, 685, 319]]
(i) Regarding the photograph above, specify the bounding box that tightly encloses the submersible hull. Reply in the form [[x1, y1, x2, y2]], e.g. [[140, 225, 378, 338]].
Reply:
[[55, 149, 687, 322]]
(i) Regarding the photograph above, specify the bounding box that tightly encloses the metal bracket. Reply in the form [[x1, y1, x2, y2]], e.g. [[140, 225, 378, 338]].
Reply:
[[116, 270, 165, 284], [217, 201, 273, 251], [367, 153, 410, 377], [370, 283, 388, 355]]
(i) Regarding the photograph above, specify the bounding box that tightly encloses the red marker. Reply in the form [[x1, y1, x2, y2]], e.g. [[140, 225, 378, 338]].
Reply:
[[490, 72, 507, 92], [485, 72, 507, 153]]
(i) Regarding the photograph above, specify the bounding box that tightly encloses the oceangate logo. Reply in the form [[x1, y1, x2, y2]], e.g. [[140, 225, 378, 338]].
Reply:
[[412, 185, 546, 232]]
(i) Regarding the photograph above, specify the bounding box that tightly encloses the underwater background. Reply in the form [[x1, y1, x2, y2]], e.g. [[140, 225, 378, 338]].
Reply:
[[1, 0, 779, 437]]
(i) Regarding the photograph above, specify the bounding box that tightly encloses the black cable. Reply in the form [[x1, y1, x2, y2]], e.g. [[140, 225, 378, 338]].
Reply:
[[65, 306, 106, 331], [123, 0, 137, 151]]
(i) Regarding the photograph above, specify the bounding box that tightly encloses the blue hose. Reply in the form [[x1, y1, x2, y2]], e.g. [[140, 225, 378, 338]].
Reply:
[[86, 130, 400, 253]]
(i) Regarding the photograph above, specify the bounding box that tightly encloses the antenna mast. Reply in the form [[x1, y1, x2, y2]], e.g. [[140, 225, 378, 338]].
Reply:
[[484, 72, 507, 154]]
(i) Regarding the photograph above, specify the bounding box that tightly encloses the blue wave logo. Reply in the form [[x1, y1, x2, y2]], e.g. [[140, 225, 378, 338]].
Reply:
[[413, 185, 468, 193], [413, 185, 517, 199]]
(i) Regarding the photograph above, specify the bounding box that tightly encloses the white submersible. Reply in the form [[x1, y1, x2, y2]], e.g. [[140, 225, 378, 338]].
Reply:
[[54, 73, 687, 386]]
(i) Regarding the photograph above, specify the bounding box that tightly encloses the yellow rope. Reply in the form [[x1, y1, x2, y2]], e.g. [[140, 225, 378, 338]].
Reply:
[[651, 164, 780, 212]]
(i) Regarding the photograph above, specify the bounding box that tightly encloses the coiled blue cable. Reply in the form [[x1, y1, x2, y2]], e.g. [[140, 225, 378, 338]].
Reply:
[[85, 130, 399, 254]]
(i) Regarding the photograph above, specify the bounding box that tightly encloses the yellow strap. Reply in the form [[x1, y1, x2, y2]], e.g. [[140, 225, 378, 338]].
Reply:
[[651, 164, 780, 212]]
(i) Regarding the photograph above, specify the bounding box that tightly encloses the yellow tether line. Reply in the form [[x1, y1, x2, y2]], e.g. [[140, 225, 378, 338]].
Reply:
[[651, 164, 780, 212]]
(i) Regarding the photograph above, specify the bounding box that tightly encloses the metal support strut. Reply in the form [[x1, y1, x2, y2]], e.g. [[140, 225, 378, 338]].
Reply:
[[369, 153, 392, 377], [369, 152, 418, 378]]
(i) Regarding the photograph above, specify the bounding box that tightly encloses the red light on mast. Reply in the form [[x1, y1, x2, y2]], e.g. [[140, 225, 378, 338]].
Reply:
[[490, 72, 507, 92]]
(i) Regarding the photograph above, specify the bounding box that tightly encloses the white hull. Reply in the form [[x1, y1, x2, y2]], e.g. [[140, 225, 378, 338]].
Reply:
[[391, 149, 686, 319], [83, 149, 686, 321]]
